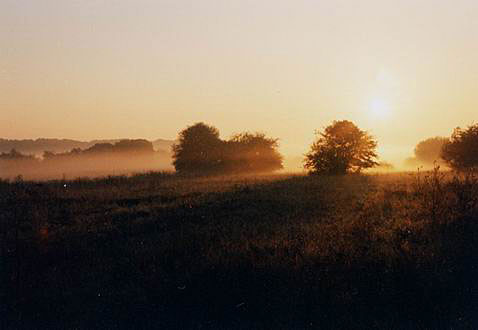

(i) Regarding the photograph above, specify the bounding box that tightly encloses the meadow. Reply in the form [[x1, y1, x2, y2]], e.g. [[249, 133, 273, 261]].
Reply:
[[2, 170, 478, 329]]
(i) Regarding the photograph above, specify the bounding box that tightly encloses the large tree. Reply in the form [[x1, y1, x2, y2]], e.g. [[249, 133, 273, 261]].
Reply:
[[172, 122, 224, 173], [414, 137, 448, 165], [442, 124, 478, 171], [304, 120, 378, 174], [172, 123, 283, 174]]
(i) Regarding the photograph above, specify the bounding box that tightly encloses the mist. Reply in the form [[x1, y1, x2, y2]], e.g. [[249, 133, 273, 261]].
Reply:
[[0, 139, 174, 181]]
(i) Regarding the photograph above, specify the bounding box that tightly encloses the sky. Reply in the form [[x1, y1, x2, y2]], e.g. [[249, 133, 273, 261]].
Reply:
[[1, 0, 478, 165]]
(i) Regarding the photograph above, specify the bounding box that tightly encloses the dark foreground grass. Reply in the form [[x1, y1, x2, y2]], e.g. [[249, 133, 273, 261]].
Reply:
[[1, 171, 478, 329]]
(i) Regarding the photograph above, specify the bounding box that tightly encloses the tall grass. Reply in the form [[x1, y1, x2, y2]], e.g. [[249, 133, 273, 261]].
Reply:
[[1, 170, 478, 328]]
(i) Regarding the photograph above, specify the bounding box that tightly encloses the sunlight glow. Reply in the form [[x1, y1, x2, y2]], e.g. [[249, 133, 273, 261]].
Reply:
[[369, 98, 391, 119]]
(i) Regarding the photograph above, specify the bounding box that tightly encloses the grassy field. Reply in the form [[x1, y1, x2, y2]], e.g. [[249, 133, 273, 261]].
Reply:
[[2, 170, 478, 329]]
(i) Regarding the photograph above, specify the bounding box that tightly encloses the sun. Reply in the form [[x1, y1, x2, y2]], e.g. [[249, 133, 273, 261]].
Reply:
[[369, 98, 391, 119]]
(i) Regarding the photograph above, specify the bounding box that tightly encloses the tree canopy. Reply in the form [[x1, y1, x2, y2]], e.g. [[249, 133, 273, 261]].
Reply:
[[225, 132, 283, 173], [414, 137, 448, 165], [304, 120, 378, 175], [172, 123, 283, 174], [442, 124, 478, 171], [172, 122, 224, 173]]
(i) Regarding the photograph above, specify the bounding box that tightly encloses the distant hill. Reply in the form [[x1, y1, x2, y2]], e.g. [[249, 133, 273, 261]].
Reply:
[[0, 138, 175, 156]]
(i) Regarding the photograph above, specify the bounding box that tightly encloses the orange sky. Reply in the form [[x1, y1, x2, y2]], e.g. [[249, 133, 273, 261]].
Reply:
[[1, 0, 478, 165]]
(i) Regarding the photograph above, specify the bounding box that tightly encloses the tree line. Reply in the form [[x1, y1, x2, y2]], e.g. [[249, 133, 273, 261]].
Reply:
[[404, 125, 478, 171], [2, 120, 478, 178], [42, 139, 155, 159], [172, 120, 478, 175], [0, 139, 167, 179], [171, 120, 381, 175]]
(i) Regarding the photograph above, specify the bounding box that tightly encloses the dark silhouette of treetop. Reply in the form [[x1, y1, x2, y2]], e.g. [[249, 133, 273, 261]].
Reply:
[[113, 139, 154, 153], [172, 122, 224, 173], [442, 123, 478, 171], [304, 120, 378, 174], [172, 123, 283, 174], [84, 143, 115, 154]]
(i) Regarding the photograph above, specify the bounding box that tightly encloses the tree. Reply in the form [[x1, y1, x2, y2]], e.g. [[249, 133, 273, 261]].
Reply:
[[113, 139, 154, 154], [172, 123, 284, 174], [84, 143, 114, 154], [225, 132, 283, 173], [414, 137, 448, 165], [172, 122, 224, 173], [442, 124, 478, 171], [304, 120, 378, 174], [0, 149, 37, 161]]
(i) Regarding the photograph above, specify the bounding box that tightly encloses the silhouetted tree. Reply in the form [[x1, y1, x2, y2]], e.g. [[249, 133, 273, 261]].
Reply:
[[43, 140, 155, 159], [0, 149, 39, 177], [304, 120, 378, 174], [0, 149, 37, 161], [172, 123, 284, 174], [84, 143, 115, 154], [70, 148, 83, 155], [442, 124, 478, 171], [113, 139, 154, 153], [42, 151, 56, 159], [225, 132, 283, 173], [414, 137, 448, 165], [172, 122, 224, 173]]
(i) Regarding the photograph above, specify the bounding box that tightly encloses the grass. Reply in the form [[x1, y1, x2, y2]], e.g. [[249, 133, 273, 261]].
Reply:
[[2, 170, 478, 329]]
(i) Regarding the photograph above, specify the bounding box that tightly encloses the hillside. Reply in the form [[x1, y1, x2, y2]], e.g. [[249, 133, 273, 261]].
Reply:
[[2, 172, 478, 328]]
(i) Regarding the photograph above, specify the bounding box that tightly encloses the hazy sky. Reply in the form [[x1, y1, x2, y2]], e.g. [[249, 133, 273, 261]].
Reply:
[[2, 0, 478, 164]]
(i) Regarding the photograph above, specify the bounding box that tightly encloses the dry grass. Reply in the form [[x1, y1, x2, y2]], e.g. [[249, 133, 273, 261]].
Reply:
[[1, 170, 478, 329]]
